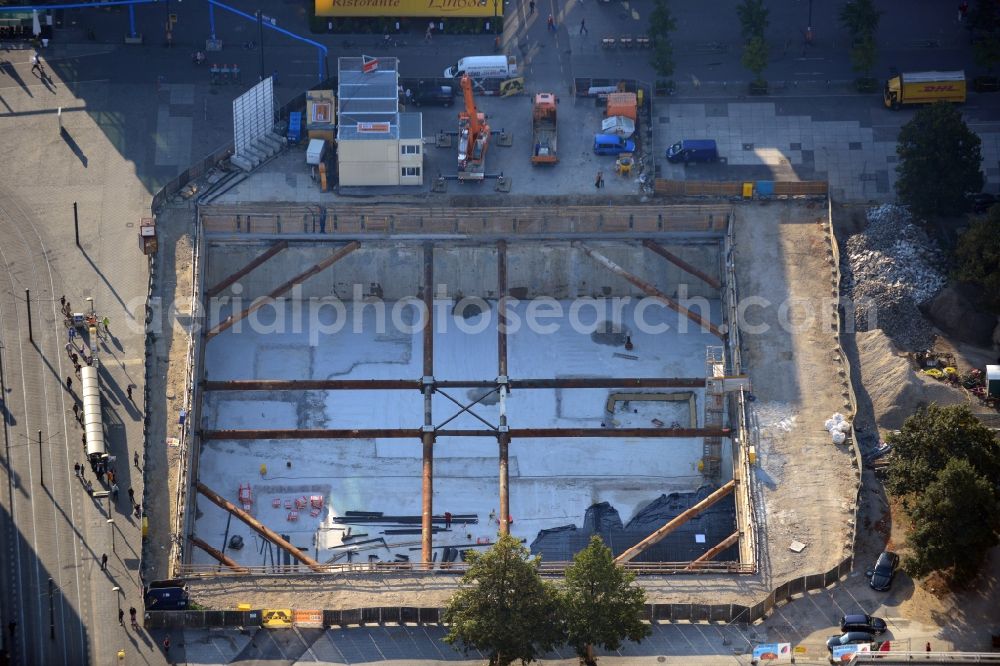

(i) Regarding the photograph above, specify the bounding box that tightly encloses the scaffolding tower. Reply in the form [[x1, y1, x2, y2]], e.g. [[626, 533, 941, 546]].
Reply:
[[702, 346, 726, 479]]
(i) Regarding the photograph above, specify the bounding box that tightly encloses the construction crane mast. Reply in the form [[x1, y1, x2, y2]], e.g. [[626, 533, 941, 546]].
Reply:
[[457, 74, 490, 181]]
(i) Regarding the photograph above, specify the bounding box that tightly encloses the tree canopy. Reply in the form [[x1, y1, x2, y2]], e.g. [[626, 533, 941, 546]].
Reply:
[[885, 405, 1000, 583], [885, 404, 1000, 496], [443, 534, 563, 666], [954, 206, 1000, 310], [839, 0, 884, 39], [562, 536, 650, 665], [894, 102, 984, 219], [648, 0, 677, 78], [736, 0, 769, 42], [904, 458, 1000, 580]]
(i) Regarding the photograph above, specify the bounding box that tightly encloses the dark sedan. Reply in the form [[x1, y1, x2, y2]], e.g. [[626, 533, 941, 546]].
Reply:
[[826, 631, 875, 652], [840, 613, 888, 635], [409, 83, 454, 107], [867, 551, 900, 591]]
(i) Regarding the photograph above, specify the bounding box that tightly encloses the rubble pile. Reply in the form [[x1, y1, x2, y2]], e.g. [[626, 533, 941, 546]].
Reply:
[[843, 204, 946, 350]]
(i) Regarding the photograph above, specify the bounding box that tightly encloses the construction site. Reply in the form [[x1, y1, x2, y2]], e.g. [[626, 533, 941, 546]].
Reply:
[[163, 195, 861, 613]]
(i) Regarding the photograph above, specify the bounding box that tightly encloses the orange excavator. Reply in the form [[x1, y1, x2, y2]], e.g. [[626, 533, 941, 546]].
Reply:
[[457, 74, 490, 181]]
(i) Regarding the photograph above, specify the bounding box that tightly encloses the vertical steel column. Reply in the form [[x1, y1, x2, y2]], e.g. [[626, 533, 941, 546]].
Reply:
[[496, 240, 510, 535], [421, 244, 435, 564]]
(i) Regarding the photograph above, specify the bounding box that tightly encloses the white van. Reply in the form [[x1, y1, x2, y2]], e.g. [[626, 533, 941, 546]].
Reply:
[[444, 55, 518, 79]]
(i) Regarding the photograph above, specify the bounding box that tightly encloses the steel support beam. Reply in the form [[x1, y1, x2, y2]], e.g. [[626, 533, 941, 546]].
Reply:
[[205, 241, 359, 340], [421, 243, 435, 565], [201, 377, 710, 391], [188, 535, 251, 573], [614, 480, 736, 564], [195, 481, 323, 571], [203, 427, 731, 440], [642, 239, 722, 289], [497, 240, 510, 535], [205, 240, 288, 297], [574, 242, 724, 338], [685, 531, 740, 570]]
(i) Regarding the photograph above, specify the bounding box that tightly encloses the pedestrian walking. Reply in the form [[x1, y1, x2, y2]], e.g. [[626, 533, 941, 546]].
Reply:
[[134, 503, 141, 518], [65, 342, 73, 356], [68, 326, 76, 342], [74, 363, 82, 378], [926, 642, 932, 652], [127, 385, 133, 401], [133, 451, 140, 469], [595, 170, 604, 188], [111, 483, 119, 502], [444, 511, 453, 529], [73, 403, 80, 416], [580, 18, 587, 35], [100, 553, 108, 570], [129, 607, 138, 629], [30, 53, 40, 75], [71, 353, 79, 365], [65, 376, 73, 390], [425, 22, 433, 41], [85, 478, 93, 494], [163, 634, 171, 654], [118, 608, 125, 626], [128, 487, 135, 503], [102, 316, 110, 335], [547, 14, 555, 32], [74, 462, 81, 477], [528, 0, 535, 13], [60, 295, 66, 308]]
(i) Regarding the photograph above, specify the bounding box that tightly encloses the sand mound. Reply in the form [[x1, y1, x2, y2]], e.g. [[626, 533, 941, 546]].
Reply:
[[856, 329, 969, 430]]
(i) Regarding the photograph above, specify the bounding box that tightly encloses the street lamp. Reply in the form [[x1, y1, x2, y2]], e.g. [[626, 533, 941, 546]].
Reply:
[[107, 518, 116, 554], [85, 296, 94, 317], [112, 585, 122, 624]]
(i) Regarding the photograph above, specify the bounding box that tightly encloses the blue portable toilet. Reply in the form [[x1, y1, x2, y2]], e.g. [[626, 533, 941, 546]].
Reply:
[[287, 112, 303, 145]]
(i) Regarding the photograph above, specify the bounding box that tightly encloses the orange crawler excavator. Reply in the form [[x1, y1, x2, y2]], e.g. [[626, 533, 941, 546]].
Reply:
[[457, 74, 490, 181]]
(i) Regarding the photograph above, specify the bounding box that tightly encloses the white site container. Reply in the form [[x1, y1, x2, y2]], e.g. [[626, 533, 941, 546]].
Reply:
[[987, 365, 1000, 398], [306, 139, 327, 165]]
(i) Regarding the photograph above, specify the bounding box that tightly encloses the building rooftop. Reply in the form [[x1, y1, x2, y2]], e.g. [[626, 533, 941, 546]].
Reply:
[[399, 112, 422, 141], [338, 57, 400, 139]]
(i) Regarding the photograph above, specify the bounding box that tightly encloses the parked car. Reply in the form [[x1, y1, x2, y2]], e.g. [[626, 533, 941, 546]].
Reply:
[[867, 551, 900, 591], [840, 613, 887, 635], [665, 139, 719, 164], [593, 133, 635, 156], [409, 83, 454, 107], [826, 631, 875, 652]]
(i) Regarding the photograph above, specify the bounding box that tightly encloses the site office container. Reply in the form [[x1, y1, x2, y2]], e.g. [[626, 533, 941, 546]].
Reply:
[[883, 70, 966, 109]]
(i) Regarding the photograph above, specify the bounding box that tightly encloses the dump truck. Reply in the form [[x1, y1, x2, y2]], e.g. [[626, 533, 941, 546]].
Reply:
[[531, 93, 558, 165], [883, 70, 966, 109]]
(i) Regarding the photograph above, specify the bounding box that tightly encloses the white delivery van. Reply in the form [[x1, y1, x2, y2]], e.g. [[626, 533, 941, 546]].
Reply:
[[444, 55, 518, 79]]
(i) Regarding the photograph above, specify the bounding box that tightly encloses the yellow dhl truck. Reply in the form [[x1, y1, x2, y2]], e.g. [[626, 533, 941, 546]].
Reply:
[[884, 70, 966, 109]]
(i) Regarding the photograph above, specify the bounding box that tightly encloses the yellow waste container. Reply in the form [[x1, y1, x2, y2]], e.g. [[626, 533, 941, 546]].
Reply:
[[742, 182, 754, 198]]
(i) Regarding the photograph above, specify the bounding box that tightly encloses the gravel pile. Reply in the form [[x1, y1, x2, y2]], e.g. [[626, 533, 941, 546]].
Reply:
[[843, 204, 946, 350]]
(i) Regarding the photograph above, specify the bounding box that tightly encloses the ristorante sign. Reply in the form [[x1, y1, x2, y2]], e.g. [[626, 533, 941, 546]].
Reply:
[[316, 0, 502, 17]]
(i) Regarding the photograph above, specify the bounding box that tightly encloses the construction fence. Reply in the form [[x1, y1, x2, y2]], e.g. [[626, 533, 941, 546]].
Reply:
[[654, 180, 829, 198]]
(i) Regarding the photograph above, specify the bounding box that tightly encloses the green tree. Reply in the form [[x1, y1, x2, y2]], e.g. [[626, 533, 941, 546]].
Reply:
[[894, 102, 984, 219], [741, 35, 769, 86], [839, 0, 884, 40], [904, 458, 1000, 581], [736, 0, 769, 42], [954, 206, 1000, 310], [849, 33, 877, 78], [648, 0, 676, 78], [885, 404, 1000, 497], [443, 534, 564, 666], [561, 536, 650, 665]]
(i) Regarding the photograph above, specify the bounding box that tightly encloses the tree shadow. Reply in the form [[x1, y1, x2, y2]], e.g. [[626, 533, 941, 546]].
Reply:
[[60, 127, 88, 167], [0, 60, 33, 97]]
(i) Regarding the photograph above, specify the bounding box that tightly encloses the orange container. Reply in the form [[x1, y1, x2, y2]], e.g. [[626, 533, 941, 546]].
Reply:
[[606, 92, 637, 120]]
